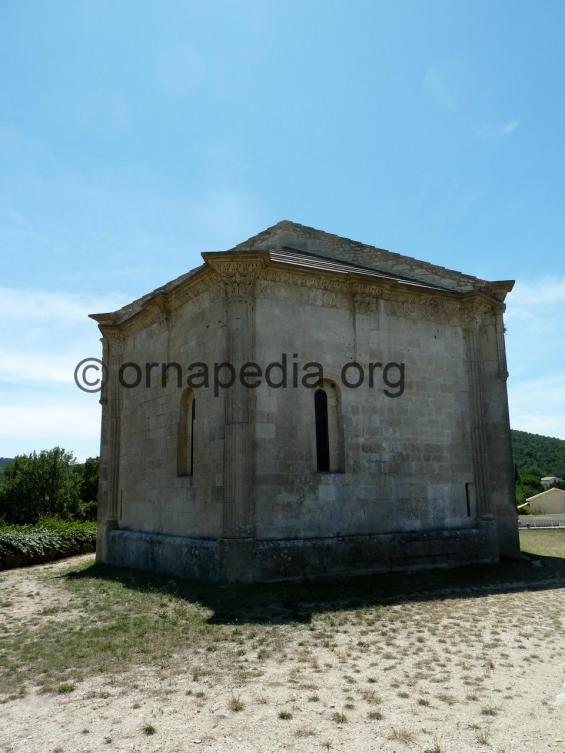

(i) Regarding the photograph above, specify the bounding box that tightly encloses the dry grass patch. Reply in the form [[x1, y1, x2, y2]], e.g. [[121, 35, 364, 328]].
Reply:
[[388, 727, 416, 744]]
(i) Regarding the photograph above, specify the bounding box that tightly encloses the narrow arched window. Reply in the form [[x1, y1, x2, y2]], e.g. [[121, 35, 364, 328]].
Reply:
[[315, 389, 330, 472], [178, 388, 195, 476], [314, 381, 344, 473], [190, 397, 195, 475]]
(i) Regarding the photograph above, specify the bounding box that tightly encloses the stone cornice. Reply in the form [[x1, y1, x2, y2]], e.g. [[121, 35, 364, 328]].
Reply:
[[94, 270, 217, 337], [92, 250, 507, 339]]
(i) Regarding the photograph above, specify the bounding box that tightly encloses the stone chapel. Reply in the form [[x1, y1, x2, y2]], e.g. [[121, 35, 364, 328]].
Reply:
[[91, 221, 519, 582]]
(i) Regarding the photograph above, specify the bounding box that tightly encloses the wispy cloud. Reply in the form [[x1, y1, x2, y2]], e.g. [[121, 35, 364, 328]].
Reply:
[[0, 286, 122, 457], [0, 287, 124, 323], [0, 287, 126, 390], [507, 277, 565, 310], [0, 398, 100, 441], [476, 119, 519, 139], [506, 276, 565, 439], [0, 386, 101, 460], [508, 374, 565, 439], [423, 62, 462, 113], [0, 350, 77, 385]]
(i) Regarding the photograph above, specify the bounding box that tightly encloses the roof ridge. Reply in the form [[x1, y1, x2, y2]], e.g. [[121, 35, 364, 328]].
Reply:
[[230, 220, 485, 287]]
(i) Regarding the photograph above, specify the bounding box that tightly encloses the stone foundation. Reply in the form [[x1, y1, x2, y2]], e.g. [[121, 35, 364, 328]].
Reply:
[[106, 522, 499, 583]]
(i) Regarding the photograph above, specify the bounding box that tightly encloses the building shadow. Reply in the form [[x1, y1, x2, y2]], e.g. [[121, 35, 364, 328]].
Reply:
[[62, 550, 565, 626]]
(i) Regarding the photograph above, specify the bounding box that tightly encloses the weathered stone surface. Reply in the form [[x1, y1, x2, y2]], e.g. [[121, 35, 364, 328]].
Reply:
[[91, 222, 519, 583]]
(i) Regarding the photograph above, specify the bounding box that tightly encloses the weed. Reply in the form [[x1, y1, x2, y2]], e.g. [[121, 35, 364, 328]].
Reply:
[[388, 727, 415, 744], [228, 695, 244, 712], [476, 729, 490, 745], [368, 710, 383, 720], [56, 682, 75, 694], [330, 711, 347, 724]]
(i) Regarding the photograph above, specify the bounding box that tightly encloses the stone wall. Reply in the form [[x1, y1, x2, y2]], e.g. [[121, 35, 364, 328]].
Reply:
[[108, 286, 227, 540], [96, 247, 518, 581], [253, 279, 478, 541]]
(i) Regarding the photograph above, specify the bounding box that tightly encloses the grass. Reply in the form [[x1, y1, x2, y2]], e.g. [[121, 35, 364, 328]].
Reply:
[[330, 711, 347, 724], [56, 682, 76, 694], [0, 528, 564, 714], [388, 727, 415, 744], [228, 695, 244, 712], [519, 529, 565, 558], [0, 560, 225, 698], [476, 729, 491, 746], [424, 741, 443, 753]]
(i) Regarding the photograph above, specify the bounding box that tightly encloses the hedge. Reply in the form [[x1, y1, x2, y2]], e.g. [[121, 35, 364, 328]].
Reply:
[[0, 520, 96, 571]]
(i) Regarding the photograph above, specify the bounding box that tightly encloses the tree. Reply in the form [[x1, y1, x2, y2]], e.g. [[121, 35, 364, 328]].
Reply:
[[515, 472, 544, 505], [511, 429, 565, 477], [75, 457, 99, 520], [0, 447, 82, 524]]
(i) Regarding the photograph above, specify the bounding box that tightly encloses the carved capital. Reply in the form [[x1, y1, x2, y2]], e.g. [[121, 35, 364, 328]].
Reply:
[[98, 324, 124, 344], [146, 293, 171, 328], [461, 293, 503, 329], [203, 253, 267, 300], [348, 279, 381, 314]]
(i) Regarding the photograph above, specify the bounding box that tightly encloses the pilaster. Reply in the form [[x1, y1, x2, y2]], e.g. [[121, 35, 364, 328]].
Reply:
[[205, 255, 266, 540], [349, 278, 380, 364], [96, 326, 124, 562], [463, 305, 492, 520]]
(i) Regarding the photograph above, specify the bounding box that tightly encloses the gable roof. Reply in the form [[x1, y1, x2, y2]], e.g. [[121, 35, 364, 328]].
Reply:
[[230, 220, 509, 295], [245, 247, 452, 292], [91, 220, 513, 327]]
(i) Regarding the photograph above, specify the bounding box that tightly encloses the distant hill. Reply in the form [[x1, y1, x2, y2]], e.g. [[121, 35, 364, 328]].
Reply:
[[511, 430, 565, 477]]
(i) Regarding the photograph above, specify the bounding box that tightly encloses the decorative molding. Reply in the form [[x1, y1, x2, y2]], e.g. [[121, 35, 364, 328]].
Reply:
[[98, 324, 124, 343], [263, 266, 348, 293], [146, 293, 171, 329], [260, 264, 505, 325], [98, 251, 507, 341], [348, 279, 380, 315], [223, 266, 263, 298], [170, 274, 217, 308], [117, 275, 218, 337], [203, 253, 267, 301]]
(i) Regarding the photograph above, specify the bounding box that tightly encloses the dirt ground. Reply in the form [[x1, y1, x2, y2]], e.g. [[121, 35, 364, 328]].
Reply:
[[1, 545, 564, 753]]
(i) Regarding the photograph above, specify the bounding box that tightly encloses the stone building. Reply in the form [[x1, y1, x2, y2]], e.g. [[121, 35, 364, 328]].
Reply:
[[91, 221, 519, 582]]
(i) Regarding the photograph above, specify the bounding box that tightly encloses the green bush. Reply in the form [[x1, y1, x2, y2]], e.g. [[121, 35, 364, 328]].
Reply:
[[0, 448, 99, 524], [0, 519, 96, 570]]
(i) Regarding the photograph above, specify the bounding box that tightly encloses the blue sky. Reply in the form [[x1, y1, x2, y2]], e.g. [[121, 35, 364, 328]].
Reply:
[[0, 0, 564, 459]]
